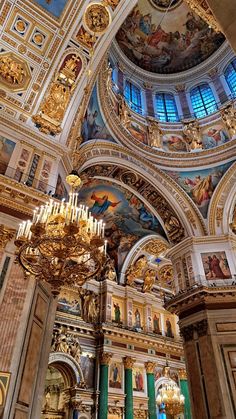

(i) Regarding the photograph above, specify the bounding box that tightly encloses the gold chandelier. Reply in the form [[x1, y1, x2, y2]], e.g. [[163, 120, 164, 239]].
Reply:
[[15, 172, 106, 296], [157, 382, 185, 416]]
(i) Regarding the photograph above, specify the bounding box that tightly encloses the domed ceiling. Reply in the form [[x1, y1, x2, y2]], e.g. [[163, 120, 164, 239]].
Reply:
[[116, 0, 225, 74]]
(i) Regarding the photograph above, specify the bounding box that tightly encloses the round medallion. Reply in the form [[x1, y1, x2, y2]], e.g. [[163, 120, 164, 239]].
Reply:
[[32, 32, 44, 46], [84, 3, 111, 34], [148, 0, 182, 11], [15, 18, 27, 34]]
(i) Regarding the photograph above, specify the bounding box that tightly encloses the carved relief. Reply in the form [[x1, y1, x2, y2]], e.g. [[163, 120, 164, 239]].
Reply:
[[147, 117, 163, 148], [125, 256, 148, 287], [221, 104, 236, 137], [0, 52, 31, 92], [142, 269, 156, 293], [0, 224, 15, 249], [32, 53, 82, 135], [159, 265, 174, 289], [51, 327, 82, 364], [84, 3, 111, 34], [182, 120, 203, 151], [76, 26, 97, 49]]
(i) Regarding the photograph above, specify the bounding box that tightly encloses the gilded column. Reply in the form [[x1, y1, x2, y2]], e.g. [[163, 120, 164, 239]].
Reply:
[[98, 352, 112, 419], [123, 356, 135, 419], [179, 369, 191, 419], [145, 362, 156, 419]]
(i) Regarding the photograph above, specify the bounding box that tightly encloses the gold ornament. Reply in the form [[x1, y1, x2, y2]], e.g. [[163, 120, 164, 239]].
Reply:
[[178, 369, 187, 380], [182, 120, 203, 151], [123, 356, 135, 369], [159, 265, 174, 289], [144, 240, 168, 256], [145, 361, 156, 374], [125, 256, 148, 287], [0, 225, 15, 249], [147, 117, 163, 148], [84, 3, 111, 34], [0, 52, 31, 92], [100, 352, 113, 365], [142, 269, 156, 293], [220, 104, 236, 137]]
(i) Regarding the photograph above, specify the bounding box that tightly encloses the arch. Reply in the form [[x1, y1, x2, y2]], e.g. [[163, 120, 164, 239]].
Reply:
[[120, 234, 170, 284], [190, 83, 218, 118], [79, 142, 207, 238], [208, 162, 236, 235], [155, 377, 177, 397], [48, 352, 84, 387]]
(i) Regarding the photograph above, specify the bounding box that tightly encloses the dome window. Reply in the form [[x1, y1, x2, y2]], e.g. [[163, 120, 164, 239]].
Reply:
[[154, 93, 179, 122], [124, 81, 142, 115], [190, 84, 217, 118], [225, 58, 236, 97]]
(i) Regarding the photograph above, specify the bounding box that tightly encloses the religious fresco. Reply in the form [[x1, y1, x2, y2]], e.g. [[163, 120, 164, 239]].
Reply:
[[201, 252, 231, 280], [112, 298, 124, 324], [80, 353, 95, 388], [132, 305, 143, 330], [152, 311, 161, 334], [149, 0, 181, 10], [116, 0, 225, 74], [166, 162, 233, 218], [81, 85, 115, 143], [202, 124, 230, 149], [162, 134, 187, 152], [54, 174, 68, 200], [128, 121, 147, 144], [32, 0, 68, 18], [0, 136, 15, 174], [133, 367, 145, 392], [57, 288, 82, 317], [109, 362, 122, 389], [78, 180, 166, 271], [165, 316, 174, 338]]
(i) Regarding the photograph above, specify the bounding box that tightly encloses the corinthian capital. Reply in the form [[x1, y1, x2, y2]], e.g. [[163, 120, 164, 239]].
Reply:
[[123, 356, 136, 369]]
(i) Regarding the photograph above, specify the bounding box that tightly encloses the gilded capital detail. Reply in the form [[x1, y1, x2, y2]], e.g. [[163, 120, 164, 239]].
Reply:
[[0, 225, 15, 249], [145, 361, 156, 374], [178, 369, 187, 380], [123, 356, 136, 369], [100, 352, 113, 365]]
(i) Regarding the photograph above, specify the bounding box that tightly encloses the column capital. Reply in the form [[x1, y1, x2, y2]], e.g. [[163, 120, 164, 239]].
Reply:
[[100, 352, 113, 365], [0, 224, 15, 249], [144, 361, 156, 374], [123, 356, 136, 369], [178, 368, 187, 380]]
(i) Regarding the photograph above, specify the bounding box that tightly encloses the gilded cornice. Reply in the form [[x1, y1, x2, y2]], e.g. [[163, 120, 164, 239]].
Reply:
[[79, 141, 207, 236], [97, 65, 236, 168], [208, 162, 236, 235]]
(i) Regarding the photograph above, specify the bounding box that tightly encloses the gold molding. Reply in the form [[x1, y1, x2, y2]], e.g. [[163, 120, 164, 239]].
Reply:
[[0, 225, 15, 249]]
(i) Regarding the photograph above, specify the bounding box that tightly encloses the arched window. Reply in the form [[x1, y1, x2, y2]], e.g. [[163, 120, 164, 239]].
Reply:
[[124, 81, 142, 114], [190, 84, 217, 118], [154, 93, 179, 122], [224, 58, 236, 97]]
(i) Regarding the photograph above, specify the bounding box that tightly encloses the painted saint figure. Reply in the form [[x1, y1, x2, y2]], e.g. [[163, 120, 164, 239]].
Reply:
[[90, 192, 121, 215], [166, 318, 174, 338], [114, 302, 121, 324], [134, 308, 141, 328], [153, 314, 161, 334]]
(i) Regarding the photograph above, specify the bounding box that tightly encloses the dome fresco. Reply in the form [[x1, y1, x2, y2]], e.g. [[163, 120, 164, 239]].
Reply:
[[116, 0, 225, 74]]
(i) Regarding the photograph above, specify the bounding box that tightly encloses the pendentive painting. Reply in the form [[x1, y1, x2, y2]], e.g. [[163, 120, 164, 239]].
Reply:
[[166, 162, 233, 218], [116, 0, 225, 74], [32, 0, 68, 18], [78, 180, 166, 271], [81, 85, 114, 143], [201, 252, 231, 280], [0, 136, 16, 174], [202, 124, 230, 149], [109, 362, 122, 389]]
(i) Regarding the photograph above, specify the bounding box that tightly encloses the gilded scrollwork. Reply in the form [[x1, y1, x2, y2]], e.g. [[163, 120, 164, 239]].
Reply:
[[125, 256, 148, 287], [0, 224, 15, 249], [142, 269, 156, 293]]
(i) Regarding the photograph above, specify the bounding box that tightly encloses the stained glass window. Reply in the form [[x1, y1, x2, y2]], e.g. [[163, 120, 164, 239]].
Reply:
[[155, 93, 179, 122], [225, 59, 236, 97], [124, 81, 142, 114], [190, 84, 217, 118]]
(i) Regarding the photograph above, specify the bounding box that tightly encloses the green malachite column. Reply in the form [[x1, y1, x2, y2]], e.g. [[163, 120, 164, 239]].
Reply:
[[123, 356, 135, 419], [98, 352, 112, 419], [145, 362, 157, 419], [179, 369, 192, 419]]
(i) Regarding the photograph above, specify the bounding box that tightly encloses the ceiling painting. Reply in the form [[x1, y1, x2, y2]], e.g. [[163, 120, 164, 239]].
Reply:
[[116, 0, 225, 74], [166, 162, 234, 218], [149, 0, 182, 11], [81, 84, 115, 143], [78, 179, 167, 271], [31, 0, 68, 18]]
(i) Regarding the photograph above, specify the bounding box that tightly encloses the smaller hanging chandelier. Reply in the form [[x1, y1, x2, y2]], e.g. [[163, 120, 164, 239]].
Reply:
[[157, 382, 185, 416], [15, 171, 107, 296]]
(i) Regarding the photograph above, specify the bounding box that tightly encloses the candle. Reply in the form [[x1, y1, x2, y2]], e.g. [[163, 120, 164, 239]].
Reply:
[[104, 239, 107, 256]]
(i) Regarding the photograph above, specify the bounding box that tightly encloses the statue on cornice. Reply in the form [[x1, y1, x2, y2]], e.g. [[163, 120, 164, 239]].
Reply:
[[142, 269, 156, 293], [104, 257, 117, 282], [183, 120, 203, 151], [221, 104, 236, 137], [126, 256, 148, 287], [147, 117, 163, 148], [118, 94, 131, 129], [105, 63, 113, 91]]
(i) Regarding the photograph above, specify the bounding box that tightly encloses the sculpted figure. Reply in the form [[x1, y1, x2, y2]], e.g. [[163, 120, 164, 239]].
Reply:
[[221, 104, 236, 137], [41, 82, 70, 122], [142, 269, 156, 293], [183, 120, 203, 151], [104, 257, 117, 282], [126, 256, 148, 287], [147, 117, 163, 148], [0, 56, 26, 85], [118, 94, 131, 128]]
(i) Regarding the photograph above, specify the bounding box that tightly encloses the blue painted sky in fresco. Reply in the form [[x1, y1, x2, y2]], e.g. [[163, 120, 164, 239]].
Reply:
[[33, 0, 67, 18]]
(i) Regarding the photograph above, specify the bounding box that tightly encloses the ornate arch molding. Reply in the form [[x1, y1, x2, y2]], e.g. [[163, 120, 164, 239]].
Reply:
[[208, 162, 236, 235], [79, 142, 206, 238], [97, 62, 236, 168], [155, 377, 177, 397], [48, 352, 84, 387], [119, 234, 170, 284]]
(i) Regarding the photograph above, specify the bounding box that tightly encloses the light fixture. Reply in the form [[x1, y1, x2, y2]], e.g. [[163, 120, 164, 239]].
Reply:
[[15, 171, 106, 296], [157, 382, 185, 416]]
